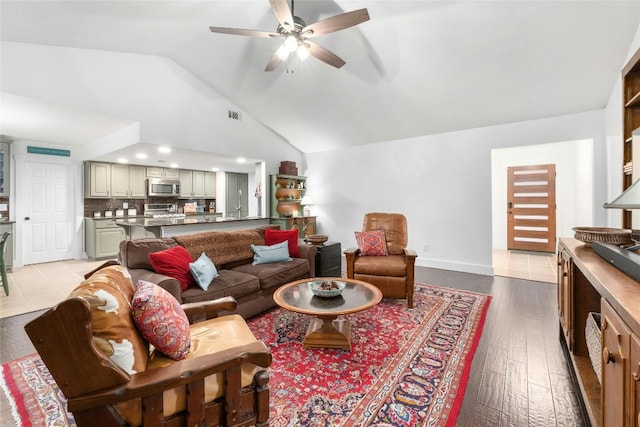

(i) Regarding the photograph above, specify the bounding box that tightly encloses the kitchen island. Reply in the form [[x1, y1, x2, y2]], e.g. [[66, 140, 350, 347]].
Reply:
[[114, 216, 271, 239]]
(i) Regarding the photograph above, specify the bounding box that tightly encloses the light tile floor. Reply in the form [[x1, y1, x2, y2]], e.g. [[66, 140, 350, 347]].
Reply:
[[0, 258, 112, 319], [0, 250, 556, 319], [492, 248, 557, 283]]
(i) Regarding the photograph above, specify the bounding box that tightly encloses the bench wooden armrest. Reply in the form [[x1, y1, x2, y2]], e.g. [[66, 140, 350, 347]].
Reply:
[[182, 296, 238, 322], [68, 340, 271, 412]]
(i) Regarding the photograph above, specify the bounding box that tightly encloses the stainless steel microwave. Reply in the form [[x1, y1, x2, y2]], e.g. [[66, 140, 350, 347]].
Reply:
[[147, 179, 180, 197]]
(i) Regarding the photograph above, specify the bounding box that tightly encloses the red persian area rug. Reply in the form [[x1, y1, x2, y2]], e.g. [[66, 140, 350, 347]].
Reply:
[[0, 283, 490, 427], [246, 282, 491, 427]]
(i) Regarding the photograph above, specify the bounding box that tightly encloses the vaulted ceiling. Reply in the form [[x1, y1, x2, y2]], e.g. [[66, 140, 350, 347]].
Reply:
[[1, 1, 639, 156]]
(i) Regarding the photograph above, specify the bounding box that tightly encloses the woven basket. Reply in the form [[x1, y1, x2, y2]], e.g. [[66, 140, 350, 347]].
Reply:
[[585, 312, 602, 384], [572, 227, 633, 246]]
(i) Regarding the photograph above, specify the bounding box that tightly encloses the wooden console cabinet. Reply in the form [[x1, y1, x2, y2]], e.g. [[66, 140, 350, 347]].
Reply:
[[558, 238, 640, 426]]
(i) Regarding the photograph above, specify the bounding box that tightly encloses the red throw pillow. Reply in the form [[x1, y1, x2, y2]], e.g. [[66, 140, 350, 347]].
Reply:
[[355, 229, 389, 256], [265, 228, 300, 257], [148, 246, 195, 291]]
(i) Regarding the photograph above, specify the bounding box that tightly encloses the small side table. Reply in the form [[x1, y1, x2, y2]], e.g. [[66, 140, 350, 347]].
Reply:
[[314, 241, 342, 277]]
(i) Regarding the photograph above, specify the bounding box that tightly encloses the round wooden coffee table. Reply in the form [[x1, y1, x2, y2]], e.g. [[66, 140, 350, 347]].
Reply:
[[273, 278, 382, 350]]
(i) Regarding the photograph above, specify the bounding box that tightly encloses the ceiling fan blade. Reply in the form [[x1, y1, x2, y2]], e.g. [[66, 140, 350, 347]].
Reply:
[[307, 41, 346, 69], [269, 0, 294, 32], [265, 51, 283, 72], [209, 26, 280, 38], [303, 8, 370, 38]]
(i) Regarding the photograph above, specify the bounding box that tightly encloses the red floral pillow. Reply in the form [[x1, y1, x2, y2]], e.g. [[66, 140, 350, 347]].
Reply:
[[265, 228, 300, 257], [131, 280, 191, 360], [355, 230, 389, 256], [148, 246, 195, 291]]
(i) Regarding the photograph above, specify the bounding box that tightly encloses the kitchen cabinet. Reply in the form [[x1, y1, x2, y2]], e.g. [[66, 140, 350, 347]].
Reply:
[[557, 247, 573, 350], [557, 238, 640, 426], [84, 162, 111, 198], [146, 166, 180, 179], [0, 142, 9, 197], [270, 216, 316, 238], [111, 164, 146, 198], [179, 169, 205, 198], [602, 299, 632, 427], [204, 171, 216, 198], [85, 218, 126, 259]]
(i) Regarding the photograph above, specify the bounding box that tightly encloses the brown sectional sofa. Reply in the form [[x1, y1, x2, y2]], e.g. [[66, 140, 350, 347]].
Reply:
[[118, 225, 317, 319]]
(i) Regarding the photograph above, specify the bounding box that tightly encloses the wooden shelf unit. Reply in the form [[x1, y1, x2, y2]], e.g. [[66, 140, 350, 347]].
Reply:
[[558, 238, 640, 426], [622, 48, 640, 228]]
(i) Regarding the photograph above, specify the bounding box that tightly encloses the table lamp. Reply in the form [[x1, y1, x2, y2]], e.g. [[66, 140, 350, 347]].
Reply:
[[301, 195, 314, 217]]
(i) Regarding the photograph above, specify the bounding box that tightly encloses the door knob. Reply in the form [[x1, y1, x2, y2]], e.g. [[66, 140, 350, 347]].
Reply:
[[24, 216, 30, 221]]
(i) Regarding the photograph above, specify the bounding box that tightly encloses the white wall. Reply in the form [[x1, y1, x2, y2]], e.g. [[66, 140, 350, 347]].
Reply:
[[304, 110, 606, 276], [491, 139, 594, 251], [1, 41, 304, 174], [1, 41, 305, 264]]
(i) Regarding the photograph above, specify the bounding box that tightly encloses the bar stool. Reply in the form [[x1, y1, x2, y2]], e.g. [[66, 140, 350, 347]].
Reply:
[[0, 231, 10, 296]]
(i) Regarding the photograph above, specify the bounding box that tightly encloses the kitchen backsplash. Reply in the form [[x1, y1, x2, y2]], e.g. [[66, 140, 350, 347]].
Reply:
[[83, 197, 216, 217]]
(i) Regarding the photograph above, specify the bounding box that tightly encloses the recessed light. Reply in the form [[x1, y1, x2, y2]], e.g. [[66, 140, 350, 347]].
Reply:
[[236, 157, 246, 163], [136, 153, 148, 159], [158, 146, 171, 154], [117, 158, 128, 163], [170, 163, 179, 168], [211, 167, 220, 172]]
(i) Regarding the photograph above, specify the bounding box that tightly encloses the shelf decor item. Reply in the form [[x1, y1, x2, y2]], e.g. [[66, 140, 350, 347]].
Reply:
[[305, 234, 328, 245], [572, 227, 633, 246]]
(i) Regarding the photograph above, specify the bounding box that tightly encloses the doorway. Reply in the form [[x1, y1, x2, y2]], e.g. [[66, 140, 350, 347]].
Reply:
[[225, 172, 249, 218], [507, 164, 556, 253], [491, 139, 594, 283], [21, 160, 76, 264]]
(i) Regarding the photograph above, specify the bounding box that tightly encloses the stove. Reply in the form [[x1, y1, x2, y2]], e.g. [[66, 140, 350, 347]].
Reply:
[[144, 203, 185, 219]]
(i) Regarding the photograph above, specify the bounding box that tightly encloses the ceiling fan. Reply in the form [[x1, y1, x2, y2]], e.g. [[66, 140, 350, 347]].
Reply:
[[209, 0, 370, 71]]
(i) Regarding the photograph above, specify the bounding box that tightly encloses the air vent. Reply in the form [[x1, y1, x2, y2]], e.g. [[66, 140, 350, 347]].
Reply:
[[228, 110, 241, 120]]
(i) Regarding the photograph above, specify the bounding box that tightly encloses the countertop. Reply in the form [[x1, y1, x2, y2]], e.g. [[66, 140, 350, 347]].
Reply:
[[113, 216, 266, 227]]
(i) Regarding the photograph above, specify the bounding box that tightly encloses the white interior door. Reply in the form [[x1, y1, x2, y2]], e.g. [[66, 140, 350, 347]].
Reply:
[[23, 161, 74, 264]]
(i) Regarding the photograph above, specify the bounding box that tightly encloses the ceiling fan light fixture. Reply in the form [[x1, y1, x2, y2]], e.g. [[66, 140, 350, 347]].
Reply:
[[297, 44, 310, 60], [284, 34, 298, 52], [276, 45, 289, 60]]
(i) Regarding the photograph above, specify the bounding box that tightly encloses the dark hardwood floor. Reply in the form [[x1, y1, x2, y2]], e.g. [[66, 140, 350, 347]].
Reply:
[[0, 266, 585, 426]]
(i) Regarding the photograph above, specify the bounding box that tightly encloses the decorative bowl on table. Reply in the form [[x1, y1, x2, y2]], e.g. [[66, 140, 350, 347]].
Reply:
[[309, 280, 346, 297], [572, 227, 633, 246], [305, 234, 328, 245]]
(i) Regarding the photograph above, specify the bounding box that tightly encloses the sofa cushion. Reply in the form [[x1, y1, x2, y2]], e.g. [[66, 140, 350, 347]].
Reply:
[[174, 229, 264, 268], [355, 229, 389, 256], [189, 252, 218, 290], [149, 246, 196, 291], [68, 264, 148, 374], [265, 228, 299, 257], [131, 280, 191, 360], [232, 258, 309, 290], [181, 269, 260, 303], [251, 241, 292, 265], [119, 238, 178, 270], [353, 254, 408, 276]]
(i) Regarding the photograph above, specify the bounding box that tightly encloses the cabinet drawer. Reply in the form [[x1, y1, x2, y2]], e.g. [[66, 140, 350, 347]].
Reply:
[[94, 220, 119, 229]]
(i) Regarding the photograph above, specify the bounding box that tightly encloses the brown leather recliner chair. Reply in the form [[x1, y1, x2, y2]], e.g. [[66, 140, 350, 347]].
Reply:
[[344, 213, 417, 308]]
